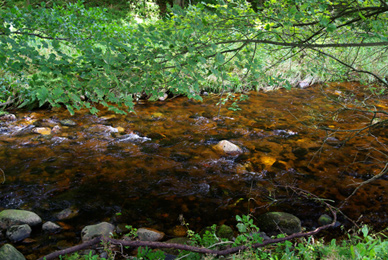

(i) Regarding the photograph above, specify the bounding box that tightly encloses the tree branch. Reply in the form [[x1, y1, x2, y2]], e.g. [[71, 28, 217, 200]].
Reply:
[[340, 162, 388, 209], [0, 31, 73, 41], [310, 47, 388, 87], [39, 211, 337, 260], [217, 39, 388, 49]]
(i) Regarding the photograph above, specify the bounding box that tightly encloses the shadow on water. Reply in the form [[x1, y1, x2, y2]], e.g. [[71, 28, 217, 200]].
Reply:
[[1, 82, 388, 256]]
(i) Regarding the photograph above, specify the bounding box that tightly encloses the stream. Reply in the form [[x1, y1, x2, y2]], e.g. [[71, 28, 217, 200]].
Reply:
[[1, 82, 388, 257]]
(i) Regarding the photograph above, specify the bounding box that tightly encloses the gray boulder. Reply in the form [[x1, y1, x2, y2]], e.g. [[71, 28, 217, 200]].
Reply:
[[257, 212, 301, 235], [137, 227, 165, 242], [0, 244, 26, 260], [81, 222, 115, 242], [42, 221, 62, 233], [0, 209, 42, 230], [59, 119, 77, 126], [6, 224, 32, 242], [55, 207, 79, 220]]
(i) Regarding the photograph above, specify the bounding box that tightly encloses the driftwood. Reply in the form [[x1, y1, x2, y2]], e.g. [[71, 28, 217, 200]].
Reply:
[[39, 210, 336, 260]]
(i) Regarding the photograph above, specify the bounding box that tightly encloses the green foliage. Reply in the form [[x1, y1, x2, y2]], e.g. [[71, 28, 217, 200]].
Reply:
[[59, 251, 106, 260], [234, 214, 263, 246], [175, 217, 388, 260], [133, 247, 166, 260], [124, 225, 138, 239], [1, 0, 387, 115], [54, 217, 388, 260]]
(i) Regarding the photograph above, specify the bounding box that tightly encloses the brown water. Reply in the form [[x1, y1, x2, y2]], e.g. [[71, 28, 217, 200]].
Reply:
[[1, 82, 388, 257]]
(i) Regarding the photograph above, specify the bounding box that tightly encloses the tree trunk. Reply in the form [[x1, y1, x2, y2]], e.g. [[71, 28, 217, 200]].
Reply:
[[156, 0, 174, 15]]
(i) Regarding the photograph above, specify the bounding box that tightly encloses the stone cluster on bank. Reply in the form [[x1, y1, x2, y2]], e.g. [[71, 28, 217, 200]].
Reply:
[[0, 207, 334, 259]]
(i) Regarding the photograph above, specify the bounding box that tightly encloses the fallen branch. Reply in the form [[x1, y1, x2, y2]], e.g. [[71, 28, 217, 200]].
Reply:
[[38, 237, 102, 260], [39, 211, 336, 260]]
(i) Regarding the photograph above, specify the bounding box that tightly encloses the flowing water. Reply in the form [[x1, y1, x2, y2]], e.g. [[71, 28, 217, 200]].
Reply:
[[1, 82, 388, 257]]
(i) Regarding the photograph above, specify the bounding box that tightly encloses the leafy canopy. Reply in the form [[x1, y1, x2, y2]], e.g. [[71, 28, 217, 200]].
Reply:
[[0, 0, 387, 114]]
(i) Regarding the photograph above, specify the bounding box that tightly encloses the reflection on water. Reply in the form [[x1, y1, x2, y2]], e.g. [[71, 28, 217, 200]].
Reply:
[[1, 82, 388, 251]]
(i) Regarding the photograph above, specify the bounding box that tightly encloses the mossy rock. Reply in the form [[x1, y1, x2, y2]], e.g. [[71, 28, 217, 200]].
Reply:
[[59, 119, 77, 126], [216, 224, 234, 240], [0, 244, 26, 260], [318, 214, 333, 226], [0, 209, 42, 230], [257, 212, 301, 235]]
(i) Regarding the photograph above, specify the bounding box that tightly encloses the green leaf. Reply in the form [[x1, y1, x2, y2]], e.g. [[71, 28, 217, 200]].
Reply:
[[36, 87, 49, 106], [326, 23, 337, 32], [89, 106, 99, 114], [319, 16, 330, 26], [215, 53, 225, 64]]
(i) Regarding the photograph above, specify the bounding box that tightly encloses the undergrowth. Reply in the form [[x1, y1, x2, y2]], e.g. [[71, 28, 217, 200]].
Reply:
[[58, 215, 388, 260]]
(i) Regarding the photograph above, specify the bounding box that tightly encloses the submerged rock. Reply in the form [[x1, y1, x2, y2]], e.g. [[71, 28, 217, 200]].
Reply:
[[55, 207, 79, 220], [51, 125, 62, 134], [168, 225, 187, 237], [213, 140, 243, 156], [325, 137, 341, 146], [257, 212, 301, 235], [116, 126, 125, 133], [42, 221, 62, 233], [6, 224, 32, 242], [14, 125, 35, 136], [137, 227, 165, 241], [0, 244, 26, 260], [31, 127, 51, 135], [59, 119, 77, 126], [116, 133, 151, 143], [81, 222, 115, 242], [260, 156, 277, 168], [292, 147, 308, 159], [100, 115, 116, 120], [0, 209, 42, 230]]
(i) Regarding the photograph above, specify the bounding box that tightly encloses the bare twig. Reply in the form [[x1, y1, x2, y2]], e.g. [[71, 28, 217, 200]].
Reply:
[[339, 162, 388, 209], [0, 167, 4, 184], [311, 48, 388, 87]]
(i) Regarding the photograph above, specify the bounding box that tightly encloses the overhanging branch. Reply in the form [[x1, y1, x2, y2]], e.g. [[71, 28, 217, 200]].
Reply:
[[217, 39, 388, 49], [310, 47, 388, 87]]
